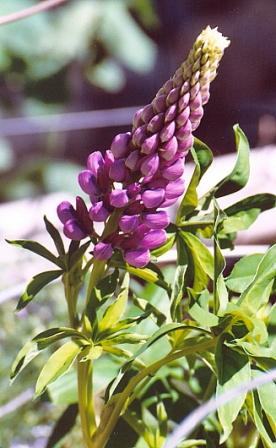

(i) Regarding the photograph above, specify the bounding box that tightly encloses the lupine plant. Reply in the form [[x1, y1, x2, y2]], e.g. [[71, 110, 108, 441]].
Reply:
[[8, 27, 276, 448]]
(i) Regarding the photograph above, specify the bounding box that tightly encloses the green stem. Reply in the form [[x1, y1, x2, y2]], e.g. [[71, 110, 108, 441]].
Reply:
[[91, 338, 216, 448]]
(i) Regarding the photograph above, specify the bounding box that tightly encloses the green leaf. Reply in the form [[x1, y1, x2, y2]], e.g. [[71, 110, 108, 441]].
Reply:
[[133, 296, 166, 326], [215, 338, 251, 443], [98, 273, 129, 333], [254, 371, 276, 422], [176, 138, 213, 222], [151, 233, 175, 258], [6, 239, 63, 268], [103, 333, 148, 345], [179, 231, 214, 292], [45, 404, 78, 448], [32, 327, 88, 349], [170, 265, 187, 321], [17, 270, 63, 310], [248, 391, 275, 448], [11, 340, 40, 382], [68, 241, 90, 270], [35, 341, 82, 397], [201, 125, 250, 209], [95, 269, 119, 301], [225, 193, 276, 216], [226, 253, 264, 293], [113, 260, 170, 292], [238, 244, 276, 313], [10, 327, 86, 381], [222, 208, 260, 233], [189, 301, 219, 328], [213, 200, 228, 314], [234, 340, 276, 360], [43, 215, 65, 256]]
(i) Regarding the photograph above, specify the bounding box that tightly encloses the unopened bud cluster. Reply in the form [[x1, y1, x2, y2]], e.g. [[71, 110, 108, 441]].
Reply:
[[57, 27, 229, 267]]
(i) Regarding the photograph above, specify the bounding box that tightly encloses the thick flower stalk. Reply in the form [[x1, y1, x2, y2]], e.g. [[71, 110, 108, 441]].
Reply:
[[57, 27, 229, 268]]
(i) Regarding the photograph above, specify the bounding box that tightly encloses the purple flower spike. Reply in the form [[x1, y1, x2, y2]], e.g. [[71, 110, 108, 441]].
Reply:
[[64, 219, 87, 241], [119, 214, 140, 233], [165, 178, 185, 199], [78, 170, 99, 196], [87, 151, 104, 176], [132, 125, 147, 147], [142, 188, 165, 209], [57, 201, 75, 224], [109, 159, 127, 182], [124, 248, 150, 268], [162, 158, 185, 181], [142, 210, 170, 229], [94, 242, 113, 260], [160, 121, 176, 143], [178, 135, 193, 154], [89, 201, 109, 222], [140, 229, 167, 249], [110, 190, 129, 208], [111, 132, 131, 158], [140, 153, 159, 178]]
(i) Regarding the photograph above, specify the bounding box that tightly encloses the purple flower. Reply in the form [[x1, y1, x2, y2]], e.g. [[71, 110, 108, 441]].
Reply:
[[89, 201, 109, 222], [142, 211, 170, 229], [124, 249, 150, 268], [94, 242, 113, 260], [109, 190, 129, 208]]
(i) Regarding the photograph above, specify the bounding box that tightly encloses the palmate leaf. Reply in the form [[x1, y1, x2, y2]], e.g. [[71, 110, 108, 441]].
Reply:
[[16, 270, 63, 310], [215, 337, 251, 443], [11, 327, 87, 381], [200, 125, 250, 210], [35, 341, 82, 397], [176, 138, 213, 223]]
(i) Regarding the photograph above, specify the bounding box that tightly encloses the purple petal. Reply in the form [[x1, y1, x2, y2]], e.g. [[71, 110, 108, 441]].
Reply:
[[166, 87, 180, 105], [147, 113, 164, 133], [141, 133, 159, 155], [176, 107, 190, 127], [127, 182, 141, 198], [140, 229, 167, 249], [132, 124, 147, 147], [94, 242, 113, 260], [152, 94, 167, 113], [162, 158, 185, 181], [165, 179, 185, 199], [111, 132, 131, 158], [165, 104, 177, 122], [104, 150, 115, 169], [140, 153, 159, 178], [160, 121, 176, 143], [178, 93, 190, 112], [57, 201, 75, 224], [125, 150, 140, 171], [109, 189, 129, 208], [177, 135, 193, 154], [109, 159, 127, 182], [160, 197, 178, 207], [142, 210, 170, 229], [119, 214, 140, 233], [142, 188, 165, 209], [133, 108, 144, 129], [78, 170, 99, 196], [89, 201, 109, 222], [190, 92, 202, 110], [159, 136, 178, 161], [87, 151, 104, 176], [64, 219, 87, 240], [124, 248, 150, 268], [176, 120, 192, 141], [141, 104, 155, 123]]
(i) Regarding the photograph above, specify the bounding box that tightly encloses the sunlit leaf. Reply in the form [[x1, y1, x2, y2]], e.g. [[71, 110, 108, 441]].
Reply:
[[35, 341, 82, 397], [226, 253, 264, 293]]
